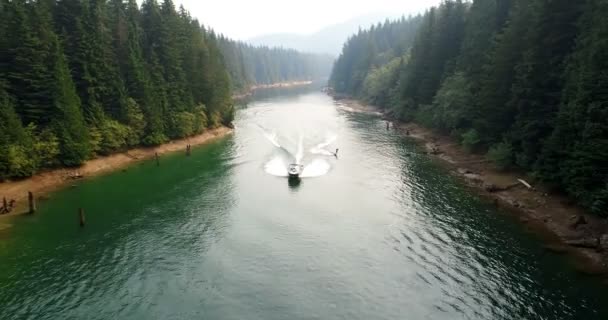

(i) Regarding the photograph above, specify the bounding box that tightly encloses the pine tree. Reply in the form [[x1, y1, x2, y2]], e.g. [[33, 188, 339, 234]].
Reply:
[[1, 0, 318, 176], [5, 0, 54, 125], [0, 84, 32, 179], [474, 0, 535, 143], [539, 0, 608, 215], [507, 0, 584, 169], [49, 35, 90, 166], [328, 15, 422, 99], [397, 1, 467, 117], [327, 0, 606, 216]]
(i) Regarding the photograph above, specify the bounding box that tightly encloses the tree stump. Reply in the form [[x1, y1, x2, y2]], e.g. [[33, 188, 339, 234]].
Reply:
[[79, 208, 85, 227], [28, 192, 36, 214]]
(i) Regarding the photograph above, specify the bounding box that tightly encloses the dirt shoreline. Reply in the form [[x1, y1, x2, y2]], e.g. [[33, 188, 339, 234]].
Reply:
[[0, 127, 232, 224], [336, 98, 608, 276], [232, 80, 314, 100]]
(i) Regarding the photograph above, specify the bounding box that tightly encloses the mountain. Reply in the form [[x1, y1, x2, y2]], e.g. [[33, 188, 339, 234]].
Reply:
[[248, 13, 405, 56]]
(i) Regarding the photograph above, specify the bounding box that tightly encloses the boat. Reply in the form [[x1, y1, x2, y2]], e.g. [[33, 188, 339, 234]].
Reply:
[[288, 164, 303, 179]]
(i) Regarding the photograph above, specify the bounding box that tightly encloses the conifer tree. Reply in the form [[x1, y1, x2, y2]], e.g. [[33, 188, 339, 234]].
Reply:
[[539, 0, 608, 215], [49, 35, 89, 166], [328, 0, 606, 214], [507, 0, 584, 168], [1, 0, 337, 178], [5, 0, 54, 125]]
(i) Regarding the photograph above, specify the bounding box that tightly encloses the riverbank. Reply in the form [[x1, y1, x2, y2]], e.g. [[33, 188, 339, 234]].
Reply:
[[232, 80, 314, 100], [335, 98, 608, 276], [0, 126, 232, 223]]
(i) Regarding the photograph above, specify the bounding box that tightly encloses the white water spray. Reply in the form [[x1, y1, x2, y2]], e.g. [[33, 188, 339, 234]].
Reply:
[[261, 129, 336, 179], [300, 159, 331, 178], [310, 134, 337, 156], [295, 135, 304, 165], [264, 157, 289, 177], [263, 131, 281, 148]]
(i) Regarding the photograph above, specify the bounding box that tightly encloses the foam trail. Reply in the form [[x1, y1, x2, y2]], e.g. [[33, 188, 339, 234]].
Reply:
[[264, 157, 288, 177], [256, 124, 282, 148], [301, 159, 331, 178], [295, 135, 304, 165], [263, 131, 281, 148], [310, 148, 334, 156], [317, 134, 337, 149], [310, 134, 337, 156]]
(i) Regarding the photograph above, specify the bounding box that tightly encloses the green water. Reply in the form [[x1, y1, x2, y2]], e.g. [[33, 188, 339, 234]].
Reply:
[[1, 88, 607, 320]]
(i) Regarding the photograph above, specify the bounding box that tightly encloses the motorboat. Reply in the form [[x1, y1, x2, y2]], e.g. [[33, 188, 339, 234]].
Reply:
[[288, 164, 303, 179]]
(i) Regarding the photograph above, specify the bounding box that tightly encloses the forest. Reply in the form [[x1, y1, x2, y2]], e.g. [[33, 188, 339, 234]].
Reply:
[[330, 0, 608, 216], [0, 0, 326, 180], [218, 38, 334, 91]]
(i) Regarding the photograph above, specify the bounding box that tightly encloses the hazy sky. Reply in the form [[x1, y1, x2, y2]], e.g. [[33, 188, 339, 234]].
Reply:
[[173, 0, 441, 39]]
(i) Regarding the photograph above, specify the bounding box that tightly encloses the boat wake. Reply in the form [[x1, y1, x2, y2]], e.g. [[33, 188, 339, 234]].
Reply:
[[260, 128, 336, 179], [264, 156, 330, 178], [310, 134, 337, 156]]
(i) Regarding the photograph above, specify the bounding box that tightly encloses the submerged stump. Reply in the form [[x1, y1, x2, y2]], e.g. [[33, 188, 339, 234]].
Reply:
[[28, 191, 36, 214], [79, 208, 85, 227]]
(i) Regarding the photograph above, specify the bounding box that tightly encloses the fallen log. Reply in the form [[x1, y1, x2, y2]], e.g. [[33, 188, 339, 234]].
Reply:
[[565, 238, 599, 249]]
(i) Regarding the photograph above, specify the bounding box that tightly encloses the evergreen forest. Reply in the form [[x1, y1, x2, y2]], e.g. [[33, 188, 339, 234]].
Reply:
[[218, 38, 334, 91], [330, 0, 608, 215], [0, 0, 327, 180]]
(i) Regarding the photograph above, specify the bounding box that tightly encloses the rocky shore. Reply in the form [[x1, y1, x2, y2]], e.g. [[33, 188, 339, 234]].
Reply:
[[335, 98, 608, 277]]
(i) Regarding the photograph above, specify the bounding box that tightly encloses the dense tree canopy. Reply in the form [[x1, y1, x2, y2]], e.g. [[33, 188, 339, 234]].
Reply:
[[218, 37, 334, 91], [0, 0, 235, 179], [329, 16, 423, 102], [330, 0, 607, 216], [0, 0, 334, 180]]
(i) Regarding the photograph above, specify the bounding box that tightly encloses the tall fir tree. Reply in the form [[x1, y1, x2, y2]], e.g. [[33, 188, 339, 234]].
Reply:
[[328, 0, 606, 214], [507, 0, 584, 169], [539, 0, 608, 215], [49, 34, 89, 166]]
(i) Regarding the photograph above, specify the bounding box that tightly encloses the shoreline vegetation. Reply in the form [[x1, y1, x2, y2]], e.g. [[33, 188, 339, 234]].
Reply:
[[328, 0, 608, 278], [329, 1, 608, 219], [218, 37, 333, 92], [0, 0, 327, 201], [1, 0, 236, 188], [232, 80, 314, 100], [335, 97, 608, 277], [0, 78, 311, 223], [0, 126, 232, 224]]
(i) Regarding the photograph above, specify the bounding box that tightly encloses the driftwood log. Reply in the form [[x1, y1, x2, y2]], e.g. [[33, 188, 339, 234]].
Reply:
[[518, 179, 533, 189], [565, 238, 600, 250]]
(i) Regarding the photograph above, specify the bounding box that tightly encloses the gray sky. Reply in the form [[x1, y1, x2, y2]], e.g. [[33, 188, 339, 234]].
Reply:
[[173, 0, 441, 39]]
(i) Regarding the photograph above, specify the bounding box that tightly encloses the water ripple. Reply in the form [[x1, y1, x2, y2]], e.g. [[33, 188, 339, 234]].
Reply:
[[1, 92, 606, 320]]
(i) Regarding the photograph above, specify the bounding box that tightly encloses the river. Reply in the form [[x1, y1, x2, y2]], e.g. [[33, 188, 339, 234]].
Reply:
[[0, 87, 606, 320]]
